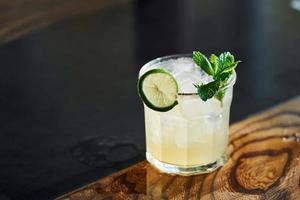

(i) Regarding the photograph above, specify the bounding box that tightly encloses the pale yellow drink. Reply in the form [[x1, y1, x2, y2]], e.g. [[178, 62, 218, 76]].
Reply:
[[140, 55, 235, 174]]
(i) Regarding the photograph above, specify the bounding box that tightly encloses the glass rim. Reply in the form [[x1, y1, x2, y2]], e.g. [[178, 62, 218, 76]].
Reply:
[[139, 54, 237, 96]]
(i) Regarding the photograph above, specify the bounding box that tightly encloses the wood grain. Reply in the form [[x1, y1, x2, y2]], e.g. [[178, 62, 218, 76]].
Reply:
[[0, 0, 129, 44], [56, 96, 300, 200]]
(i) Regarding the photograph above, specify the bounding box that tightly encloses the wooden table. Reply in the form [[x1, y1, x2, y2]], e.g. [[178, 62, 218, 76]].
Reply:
[[0, 0, 130, 44], [57, 97, 300, 200]]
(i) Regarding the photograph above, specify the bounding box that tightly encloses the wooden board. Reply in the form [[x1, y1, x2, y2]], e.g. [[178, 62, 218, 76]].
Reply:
[[0, 0, 130, 44], [56, 96, 300, 200]]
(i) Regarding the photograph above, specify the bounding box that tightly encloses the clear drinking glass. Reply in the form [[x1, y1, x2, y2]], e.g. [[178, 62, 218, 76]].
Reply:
[[139, 54, 236, 175]]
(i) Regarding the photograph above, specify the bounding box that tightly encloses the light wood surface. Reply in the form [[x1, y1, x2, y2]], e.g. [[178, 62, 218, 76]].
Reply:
[[57, 96, 300, 200], [0, 0, 129, 44]]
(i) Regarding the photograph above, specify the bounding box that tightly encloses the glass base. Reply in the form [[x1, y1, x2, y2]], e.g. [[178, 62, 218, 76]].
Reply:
[[146, 152, 227, 176]]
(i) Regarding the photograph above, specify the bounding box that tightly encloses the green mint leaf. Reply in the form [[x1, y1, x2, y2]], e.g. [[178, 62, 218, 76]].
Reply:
[[193, 51, 214, 75], [194, 80, 220, 101], [192, 50, 241, 105], [209, 54, 220, 75], [219, 52, 235, 70], [215, 71, 232, 82], [222, 61, 241, 73]]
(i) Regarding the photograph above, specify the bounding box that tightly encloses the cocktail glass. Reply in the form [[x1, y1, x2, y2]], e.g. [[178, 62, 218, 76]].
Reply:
[[139, 54, 236, 175]]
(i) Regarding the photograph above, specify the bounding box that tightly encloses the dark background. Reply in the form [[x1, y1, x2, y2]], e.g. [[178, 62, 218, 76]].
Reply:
[[0, 0, 300, 199]]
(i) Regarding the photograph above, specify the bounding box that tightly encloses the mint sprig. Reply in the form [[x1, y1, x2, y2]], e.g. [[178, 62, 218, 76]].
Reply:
[[193, 51, 241, 104]]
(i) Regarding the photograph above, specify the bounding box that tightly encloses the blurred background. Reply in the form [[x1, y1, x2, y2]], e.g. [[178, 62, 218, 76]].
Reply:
[[0, 0, 300, 199]]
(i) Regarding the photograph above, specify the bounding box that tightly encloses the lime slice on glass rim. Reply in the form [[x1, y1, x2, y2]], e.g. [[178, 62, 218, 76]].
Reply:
[[138, 69, 179, 112]]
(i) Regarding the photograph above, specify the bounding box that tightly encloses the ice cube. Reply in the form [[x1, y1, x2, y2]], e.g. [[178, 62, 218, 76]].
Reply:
[[140, 56, 214, 94], [175, 72, 201, 93], [177, 96, 222, 118]]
